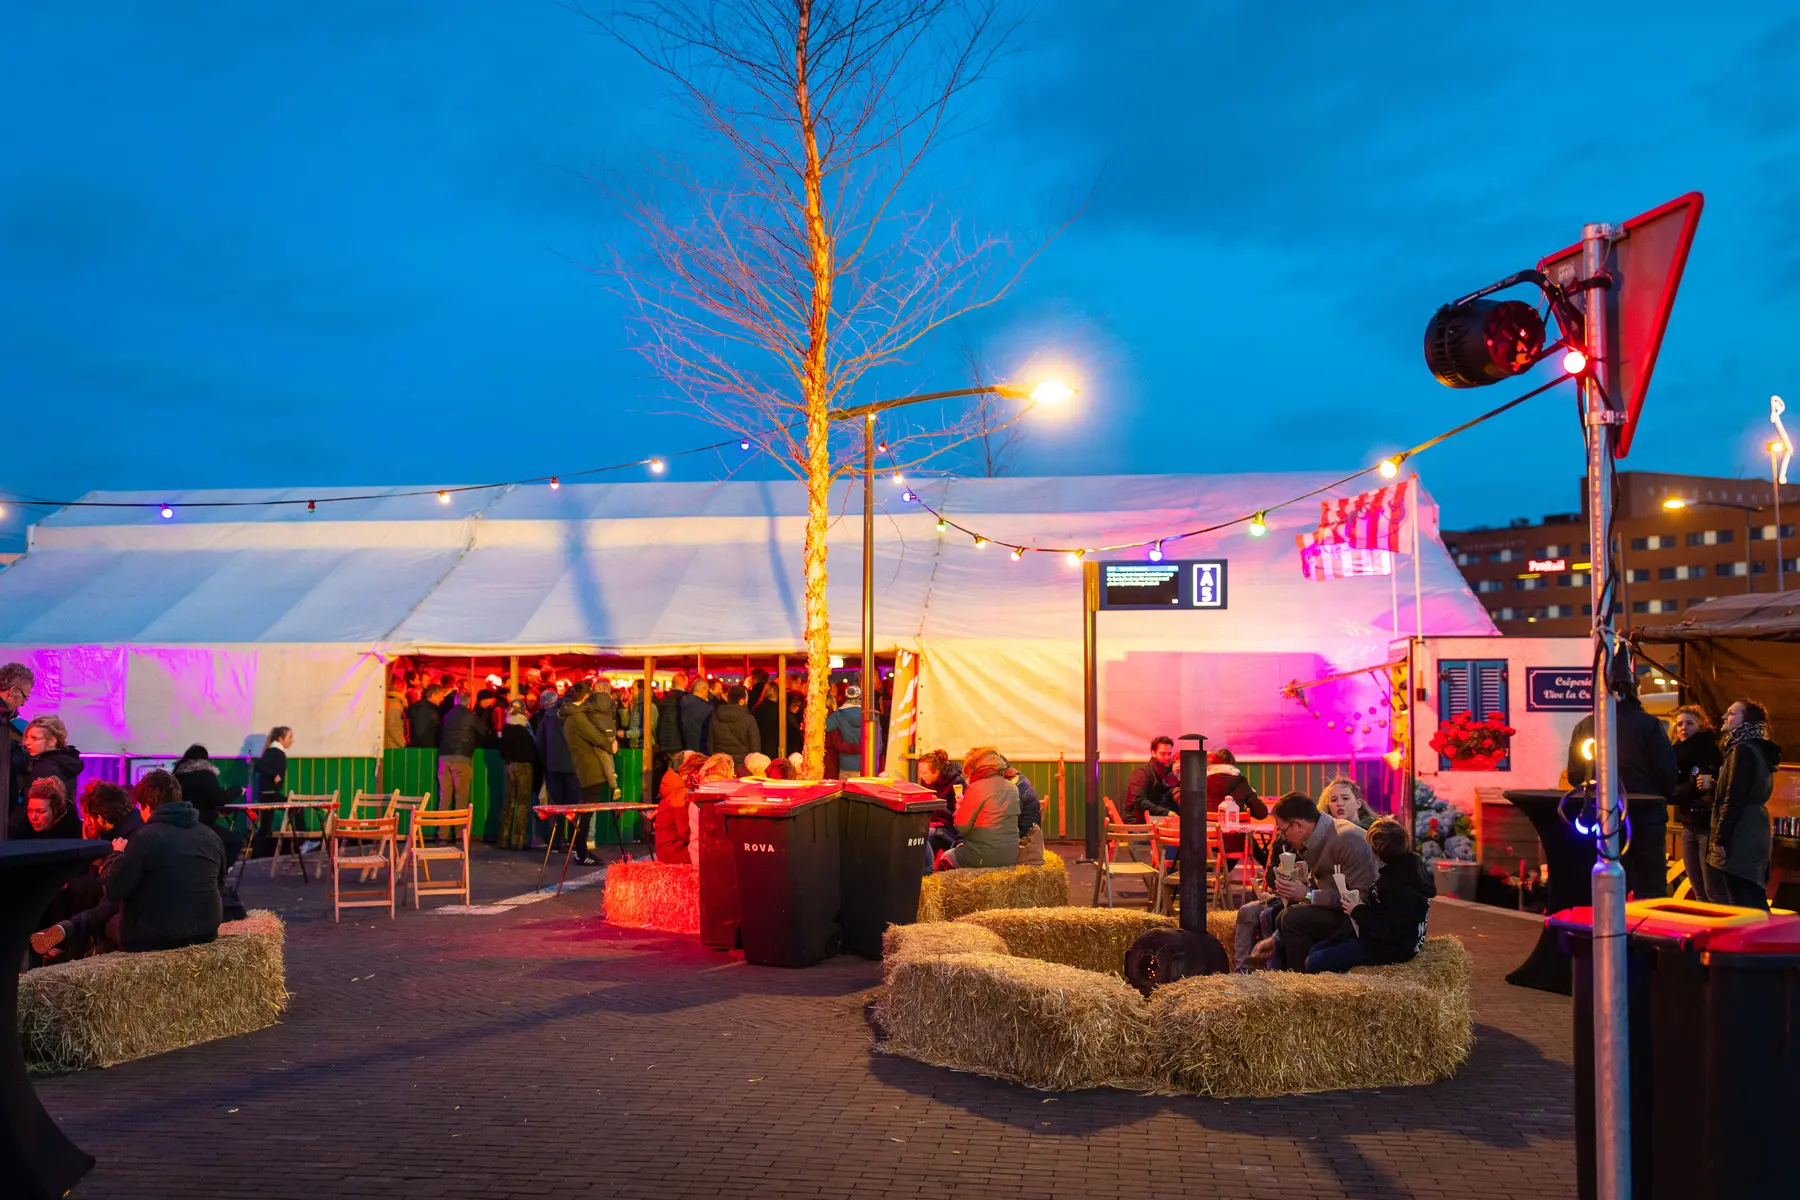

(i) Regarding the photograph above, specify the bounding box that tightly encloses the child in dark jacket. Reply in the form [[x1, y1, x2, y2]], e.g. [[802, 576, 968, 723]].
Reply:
[[1304, 817, 1434, 974]]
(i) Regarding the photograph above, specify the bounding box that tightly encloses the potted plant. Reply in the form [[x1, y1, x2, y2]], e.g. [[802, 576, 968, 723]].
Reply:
[[1429, 710, 1515, 771]]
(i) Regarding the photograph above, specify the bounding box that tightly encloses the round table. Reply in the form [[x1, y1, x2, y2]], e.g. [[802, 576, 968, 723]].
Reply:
[[1, 837, 110, 1199]]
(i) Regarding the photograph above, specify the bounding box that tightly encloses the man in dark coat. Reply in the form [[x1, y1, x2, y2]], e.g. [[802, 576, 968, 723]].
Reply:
[[677, 678, 714, 755], [709, 685, 762, 774], [100, 770, 224, 953], [1566, 676, 1678, 899], [1123, 736, 1180, 822], [406, 685, 443, 750], [535, 688, 578, 850], [0, 661, 33, 835], [436, 690, 495, 827]]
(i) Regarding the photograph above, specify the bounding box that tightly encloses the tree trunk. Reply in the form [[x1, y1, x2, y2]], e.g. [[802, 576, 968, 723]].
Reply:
[[795, 0, 834, 780]]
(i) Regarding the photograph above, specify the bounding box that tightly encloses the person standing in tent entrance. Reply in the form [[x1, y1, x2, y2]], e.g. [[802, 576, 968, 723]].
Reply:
[[1124, 736, 1180, 823], [751, 678, 781, 759], [436, 692, 494, 841], [384, 675, 407, 750], [250, 726, 294, 857], [406, 684, 443, 751], [535, 686, 577, 852], [709, 685, 761, 774], [654, 670, 691, 795], [677, 676, 714, 756], [496, 701, 539, 851], [559, 681, 618, 867], [824, 685, 881, 779]]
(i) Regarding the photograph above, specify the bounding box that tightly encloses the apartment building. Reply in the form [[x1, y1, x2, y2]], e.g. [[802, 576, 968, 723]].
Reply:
[[1442, 471, 1800, 635]]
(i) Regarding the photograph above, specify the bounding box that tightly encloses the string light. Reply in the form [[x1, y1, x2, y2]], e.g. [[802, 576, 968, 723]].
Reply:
[[878, 442, 888, 454], [1249, 512, 1268, 536], [159, 504, 174, 520], [1066, 549, 1085, 566], [935, 517, 948, 532], [901, 490, 916, 502], [549, 476, 560, 490], [974, 537, 988, 549], [739, 439, 751, 450], [436, 491, 451, 504], [649, 459, 666, 474], [893, 473, 904, 485], [307, 500, 316, 513], [1378, 457, 1401, 480], [1148, 541, 1163, 562], [1010, 547, 1024, 561]]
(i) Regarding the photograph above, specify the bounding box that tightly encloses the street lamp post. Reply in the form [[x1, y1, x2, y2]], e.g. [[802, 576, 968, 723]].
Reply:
[[830, 381, 1075, 776], [1662, 497, 1764, 595], [1773, 440, 1787, 592]]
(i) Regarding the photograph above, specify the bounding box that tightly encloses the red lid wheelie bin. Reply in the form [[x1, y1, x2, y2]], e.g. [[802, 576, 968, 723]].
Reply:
[[690, 780, 760, 950], [719, 781, 844, 967], [1550, 897, 1800, 1199], [838, 778, 940, 958]]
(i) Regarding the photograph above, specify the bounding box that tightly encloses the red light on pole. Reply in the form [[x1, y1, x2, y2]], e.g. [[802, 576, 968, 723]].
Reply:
[[1562, 348, 1589, 375]]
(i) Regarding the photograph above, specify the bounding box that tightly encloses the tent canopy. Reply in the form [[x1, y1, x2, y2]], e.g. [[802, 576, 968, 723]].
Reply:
[[1636, 591, 1800, 643], [1639, 590, 1800, 753], [0, 472, 1496, 758]]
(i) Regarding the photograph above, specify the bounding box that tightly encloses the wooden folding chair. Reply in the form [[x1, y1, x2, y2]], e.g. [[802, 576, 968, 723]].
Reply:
[[1152, 822, 1235, 914], [324, 811, 399, 921], [1090, 796, 1159, 909], [409, 807, 473, 909], [347, 791, 401, 881], [271, 793, 337, 880]]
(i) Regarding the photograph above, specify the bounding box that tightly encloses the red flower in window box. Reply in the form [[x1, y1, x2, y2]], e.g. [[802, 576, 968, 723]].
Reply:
[[1429, 710, 1515, 770]]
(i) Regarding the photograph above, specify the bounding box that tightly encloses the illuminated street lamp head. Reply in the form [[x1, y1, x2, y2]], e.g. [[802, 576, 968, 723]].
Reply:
[[1662, 498, 1687, 511], [1028, 380, 1076, 405], [1248, 512, 1268, 537], [1773, 440, 1787, 454]]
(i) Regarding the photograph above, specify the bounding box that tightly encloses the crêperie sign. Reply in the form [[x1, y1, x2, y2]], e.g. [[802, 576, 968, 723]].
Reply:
[[1099, 561, 1229, 610]]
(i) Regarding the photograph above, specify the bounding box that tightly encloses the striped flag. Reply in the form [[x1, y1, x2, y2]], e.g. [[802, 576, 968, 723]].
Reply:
[[1315, 479, 1412, 551], [1296, 534, 1394, 580]]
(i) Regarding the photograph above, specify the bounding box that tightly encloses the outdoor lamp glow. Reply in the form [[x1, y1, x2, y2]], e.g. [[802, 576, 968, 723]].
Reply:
[[1580, 736, 1595, 762], [1561, 348, 1589, 375], [994, 379, 1078, 405], [1248, 512, 1268, 537], [1378, 458, 1401, 480], [1662, 498, 1687, 510]]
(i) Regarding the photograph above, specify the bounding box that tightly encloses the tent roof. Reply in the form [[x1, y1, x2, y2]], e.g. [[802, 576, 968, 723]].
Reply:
[[1636, 590, 1800, 643], [0, 472, 1497, 653]]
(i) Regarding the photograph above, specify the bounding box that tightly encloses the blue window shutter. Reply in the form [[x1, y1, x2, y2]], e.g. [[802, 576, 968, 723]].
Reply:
[[1437, 660, 1472, 771], [1473, 659, 1510, 770]]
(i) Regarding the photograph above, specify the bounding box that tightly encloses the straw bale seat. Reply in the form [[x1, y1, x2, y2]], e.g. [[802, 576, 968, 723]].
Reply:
[[915, 850, 1069, 923], [19, 911, 288, 1075], [874, 907, 1471, 1096], [603, 860, 700, 934]]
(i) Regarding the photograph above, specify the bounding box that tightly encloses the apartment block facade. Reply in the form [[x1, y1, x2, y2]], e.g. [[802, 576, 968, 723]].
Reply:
[[1442, 471, 1800, 636]]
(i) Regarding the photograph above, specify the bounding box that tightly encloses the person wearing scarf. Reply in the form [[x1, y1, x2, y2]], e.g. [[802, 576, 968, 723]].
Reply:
[[1703, 699, 1779, 911]]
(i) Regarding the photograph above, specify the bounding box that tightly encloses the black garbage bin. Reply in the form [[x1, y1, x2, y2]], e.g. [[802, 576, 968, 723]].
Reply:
[[720, 782, 843, 968], [839, 779, 940, 958], [691, 781, 757, 951], [1551, 898, 1800, 1200]]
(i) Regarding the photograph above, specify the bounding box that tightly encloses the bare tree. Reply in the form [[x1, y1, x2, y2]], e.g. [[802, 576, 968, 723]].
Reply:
[[587, 0, 1052, 776], [956, 330, 1024, 477]]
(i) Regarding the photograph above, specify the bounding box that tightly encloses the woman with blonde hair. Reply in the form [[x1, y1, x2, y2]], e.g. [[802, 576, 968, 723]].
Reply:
[[1321, 777, 1377, 829], [1669, 704, 1722, 902], [23, 714, 84, 812]]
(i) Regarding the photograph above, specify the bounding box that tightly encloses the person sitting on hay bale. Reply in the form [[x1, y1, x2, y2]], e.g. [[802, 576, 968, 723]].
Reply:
[[654, 750, 704, 863], [1235, 791, 1378, 972], [36, 771, 223, 961], [1304, 817, 1434, 974], [1000, 763, 1045, 867], [10, 776, 81, 841], [916, 749, 964, 859], [1321, 776, 1378, 830], [743, 752, 772, 778], [934, 748, 1020, 871], [764, 757, 797, 780], [31, 782, 142, 962]]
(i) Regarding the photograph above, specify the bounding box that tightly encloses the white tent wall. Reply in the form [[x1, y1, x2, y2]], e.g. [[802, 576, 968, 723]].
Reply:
[[0, 643, 385, 757], [0, 472, 1495, 759]]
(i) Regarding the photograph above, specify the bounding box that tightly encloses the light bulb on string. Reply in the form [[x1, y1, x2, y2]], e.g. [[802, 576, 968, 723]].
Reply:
[[159, 504, 175, 520], [901, 490, 916, 503], [436, 491, 451, 504], [1378, 457, 1401, 480], [307, 500, 316, 513], [549, 476, 560, 490], [739, 439, 751, 451], [935, 517, 948, 532], [649, 459, 666, 474], [1148, 541, 1164, 562], [1249, 512, 1268, 536], [1009, 547, 1023, 561], [893, 473, 904, 485], [877, 442, 888, 454], [974, 537, 988, 549], [1066, 549, 1085, 566]]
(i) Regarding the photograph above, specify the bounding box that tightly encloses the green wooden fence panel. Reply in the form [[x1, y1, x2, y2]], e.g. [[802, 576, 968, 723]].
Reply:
[[380, 748, 440, 802]]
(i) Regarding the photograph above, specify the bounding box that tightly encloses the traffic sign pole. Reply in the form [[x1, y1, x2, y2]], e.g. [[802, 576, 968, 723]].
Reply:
[[1580, 220, 1632, 1200]]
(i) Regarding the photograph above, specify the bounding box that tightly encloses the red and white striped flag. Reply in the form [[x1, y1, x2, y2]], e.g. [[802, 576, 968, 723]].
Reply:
[[1315, 479, 1412, 551], [1296, 533, 1394, 580]]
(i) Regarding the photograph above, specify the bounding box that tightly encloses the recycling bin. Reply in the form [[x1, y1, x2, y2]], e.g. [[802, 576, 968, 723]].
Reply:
[[691, 780, 759, 950], [720, 782, 844, 967], [838, 778, 941, 958], [1550, 898, 1800, 1199]]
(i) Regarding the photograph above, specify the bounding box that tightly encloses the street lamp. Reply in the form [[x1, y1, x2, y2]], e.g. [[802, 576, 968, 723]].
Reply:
[[1662, 496, 1764, 594], [831, 380, 1078, 775], [1772, 440, 1788, 592]]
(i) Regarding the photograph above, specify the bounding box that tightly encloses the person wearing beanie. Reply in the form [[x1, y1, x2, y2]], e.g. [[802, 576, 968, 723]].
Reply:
[[824, 683, 881, 778], [497, 700, 540, 850]]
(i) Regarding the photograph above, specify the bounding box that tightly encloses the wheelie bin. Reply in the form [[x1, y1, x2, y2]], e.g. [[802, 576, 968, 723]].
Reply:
[[838, 778, 940, 958], [691, 780, 759, 950], [719, 781, 844, 967], [1550, 897, 1800, 1199]]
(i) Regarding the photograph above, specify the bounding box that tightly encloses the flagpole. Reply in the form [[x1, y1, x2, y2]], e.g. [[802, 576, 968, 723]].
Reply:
[[1390, 549, 1400, 639], [1410, 476, 1423, 640]]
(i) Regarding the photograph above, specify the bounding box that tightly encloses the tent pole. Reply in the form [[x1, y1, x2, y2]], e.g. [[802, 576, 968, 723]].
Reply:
[[861, 414, 877, 778], [1411, 478, 1423, 641], [642, 656, 654, 807], [508, 655, 518, 702], [777, 654, 788, 759], [1082, 559, 1100, 861]]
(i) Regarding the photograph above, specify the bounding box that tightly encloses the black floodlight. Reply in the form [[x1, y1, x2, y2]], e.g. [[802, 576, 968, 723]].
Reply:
[[1422, 298, 1547, 388]]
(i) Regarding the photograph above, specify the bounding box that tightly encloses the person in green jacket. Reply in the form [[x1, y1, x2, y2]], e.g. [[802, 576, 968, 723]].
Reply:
[[558, 682, 619, 866], [935, 747, 1020, 870]]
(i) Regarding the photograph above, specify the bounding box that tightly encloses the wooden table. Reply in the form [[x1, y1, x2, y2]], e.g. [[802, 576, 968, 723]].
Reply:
[[532, 803, 657, 895], [1, 838, 111, 1199], [222, 800, 338, 882]]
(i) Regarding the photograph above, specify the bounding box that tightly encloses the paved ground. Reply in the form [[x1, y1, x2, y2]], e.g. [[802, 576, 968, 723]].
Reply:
[[40, 843, 1578, 1199]]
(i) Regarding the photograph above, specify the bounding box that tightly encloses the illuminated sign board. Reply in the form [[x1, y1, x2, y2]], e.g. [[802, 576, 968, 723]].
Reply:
[[1526, 558, 1567, 573], [1098, 561, 1230, 610]]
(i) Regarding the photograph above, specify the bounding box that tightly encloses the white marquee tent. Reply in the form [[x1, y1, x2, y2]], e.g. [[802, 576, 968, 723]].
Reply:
[[0, 472, 1496, 760]]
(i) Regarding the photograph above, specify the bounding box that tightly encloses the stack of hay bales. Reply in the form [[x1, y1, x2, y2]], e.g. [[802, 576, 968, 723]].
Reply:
[[603, 860, 700, 934], [915, 851, 1069, 923], [19, 911, 288, 1074], [873, 904, 1474, 1096]]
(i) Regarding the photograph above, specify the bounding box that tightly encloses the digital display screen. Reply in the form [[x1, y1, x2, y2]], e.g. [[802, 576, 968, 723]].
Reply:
[[1098, 560, 1229, 609]]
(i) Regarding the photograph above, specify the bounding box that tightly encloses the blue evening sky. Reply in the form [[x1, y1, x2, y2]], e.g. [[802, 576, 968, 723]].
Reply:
[[3, 2, 1797, 551]]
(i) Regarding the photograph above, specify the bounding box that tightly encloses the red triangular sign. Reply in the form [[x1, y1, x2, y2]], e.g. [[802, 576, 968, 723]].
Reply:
[[1538, 192, 1703, 458]]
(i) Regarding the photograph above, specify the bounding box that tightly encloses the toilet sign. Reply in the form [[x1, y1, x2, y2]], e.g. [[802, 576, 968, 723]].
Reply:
[[1191, 561, 1228, 608]]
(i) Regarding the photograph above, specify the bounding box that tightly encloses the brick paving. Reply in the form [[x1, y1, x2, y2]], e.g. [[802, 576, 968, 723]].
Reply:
[[38, 844, 1579, 1199]]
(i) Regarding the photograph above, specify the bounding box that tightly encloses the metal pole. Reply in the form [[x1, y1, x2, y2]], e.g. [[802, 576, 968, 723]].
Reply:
[[1581, 220, 1631, 1200], [861, 414, 876, 777], [777, 653, 788, 759], [641, 657, 655, 809], [1082, 560, 1101, 861], [1410, 478, 1423, 640], [1775, 449, 1785, 592], [1177, 735, 1208, 932]]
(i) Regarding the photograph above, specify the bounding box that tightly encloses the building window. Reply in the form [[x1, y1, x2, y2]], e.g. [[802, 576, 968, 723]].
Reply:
[[1535, 543, 1570, 558], [1716, 561, 1749, 578], [1630, 537, 1647, 551], [1582, 603, 1593, 616], [1493, 607, 1518, 620], [1657, 566, 1676, 580], [1476, 579, 1504, 593], [1515, 577, 1545, 590], [1752, 560, 1767, 575], [1437, 659, 1510, 771], [1626, 568, 1650, 583], [1635, 534, 1674, 551], [1454, 551, 1478, 566], [1785, 558, 1798, 574], [1489, 549, 1517, 563], [1546, 604, 1574, 618], [1687, 529, 1733, 546], [1749, 524, 1796, 541], [1633, 599, 1678, 614]]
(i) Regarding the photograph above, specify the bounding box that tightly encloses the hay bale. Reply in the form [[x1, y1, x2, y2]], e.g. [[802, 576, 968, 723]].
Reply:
[[20, 910, 288, 1075], [882, 920, 1009, 965], [958, 907, 1175, 976], [603, 860, 699, 934], [1147, 935, 1473, 1097], [1352, 933, 1472, 998], [916, 851, 1069, 923], [874, 952, 1155, 1091]]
